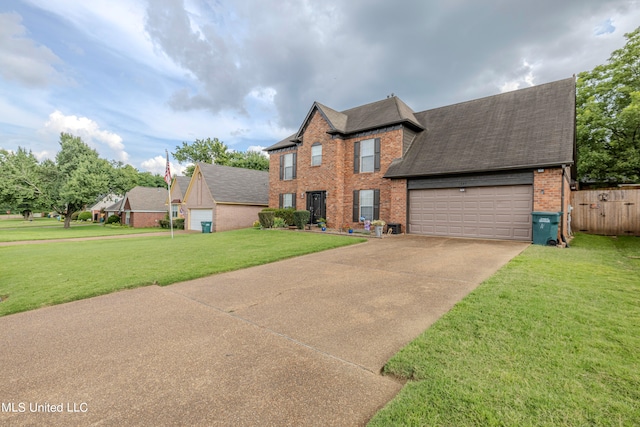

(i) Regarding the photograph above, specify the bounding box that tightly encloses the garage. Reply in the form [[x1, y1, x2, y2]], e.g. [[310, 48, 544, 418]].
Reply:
[[408, 184, 533, 241], [189, 208, 213, 231]]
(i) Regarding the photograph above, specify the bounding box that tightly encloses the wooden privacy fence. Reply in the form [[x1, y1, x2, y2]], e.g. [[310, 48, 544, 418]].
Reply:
[[571, 189, 640, 236]]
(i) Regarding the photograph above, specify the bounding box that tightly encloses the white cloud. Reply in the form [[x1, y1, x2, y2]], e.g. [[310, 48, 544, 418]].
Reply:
[[140, 155, 184, 176], [0, 12, 63, 87], [247, 145, 267, 153], [44, 110, 129, 162]]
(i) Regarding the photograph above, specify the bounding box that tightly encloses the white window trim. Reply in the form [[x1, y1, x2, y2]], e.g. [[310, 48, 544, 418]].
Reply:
[[311, 144, 322, 166], [359, 189, 374, 221], [360, 139, 375, 173]]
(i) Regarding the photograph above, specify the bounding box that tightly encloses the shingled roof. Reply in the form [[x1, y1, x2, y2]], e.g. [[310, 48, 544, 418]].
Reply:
[[266, 96, 424, 151], [195, 162, 269, 205], [122, 186, 168, 211], [386, 78, 576, 178]]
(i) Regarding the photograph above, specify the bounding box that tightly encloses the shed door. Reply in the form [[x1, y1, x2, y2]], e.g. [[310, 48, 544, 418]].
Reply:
[[408, 185, 532, 241], [189, 209, 213, 231]]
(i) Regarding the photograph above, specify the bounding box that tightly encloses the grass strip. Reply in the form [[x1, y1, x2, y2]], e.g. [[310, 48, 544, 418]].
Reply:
[[369, 234, 640, 426], [0, 223, 166, 242], [0, 229, 365, 316]]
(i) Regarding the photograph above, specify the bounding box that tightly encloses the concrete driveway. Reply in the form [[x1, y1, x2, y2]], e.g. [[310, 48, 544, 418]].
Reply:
[[0, 235, 527, 426]]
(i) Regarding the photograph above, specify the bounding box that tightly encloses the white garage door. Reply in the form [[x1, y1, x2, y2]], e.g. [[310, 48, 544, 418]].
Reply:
[[189, 209, 213, 231], [408, 185, 532, 241]]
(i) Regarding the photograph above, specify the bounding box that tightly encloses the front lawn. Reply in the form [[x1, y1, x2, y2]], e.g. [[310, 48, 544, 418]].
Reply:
[[0, 229, 365, 316], [369, 234, 640, 426], [0, 223, 166, 242]]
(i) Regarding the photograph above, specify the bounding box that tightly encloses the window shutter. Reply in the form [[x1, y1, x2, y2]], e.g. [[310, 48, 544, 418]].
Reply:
[[279, 154, 284, 180], [292, 193, 296, 209], [374, 138, 381, 172], [373, 189, 380, 220], [353, 190, 360, 222], [292, 152, 297, 179], [279, 193, 283, 208], [353, 141, 360, 173]]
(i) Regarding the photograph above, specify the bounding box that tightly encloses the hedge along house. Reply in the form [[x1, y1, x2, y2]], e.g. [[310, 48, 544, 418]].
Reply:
[[266, 78, 576, 242], [182, 162, 269, 232]]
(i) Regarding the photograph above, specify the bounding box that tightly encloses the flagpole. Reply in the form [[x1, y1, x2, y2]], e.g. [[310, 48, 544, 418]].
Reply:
[[165, 150, 174, 239]]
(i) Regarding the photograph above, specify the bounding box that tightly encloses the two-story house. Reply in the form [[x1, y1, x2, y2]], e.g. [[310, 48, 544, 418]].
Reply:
[[266, 78, 575, 243]]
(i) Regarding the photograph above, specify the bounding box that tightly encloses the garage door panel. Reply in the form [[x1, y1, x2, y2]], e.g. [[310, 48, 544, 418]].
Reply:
[[189, 209, 213, 231], [408, 185, 532, 241]]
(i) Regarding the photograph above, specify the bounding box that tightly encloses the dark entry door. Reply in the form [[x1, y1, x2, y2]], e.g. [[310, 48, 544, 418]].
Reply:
[[306, 191, 326, 224]]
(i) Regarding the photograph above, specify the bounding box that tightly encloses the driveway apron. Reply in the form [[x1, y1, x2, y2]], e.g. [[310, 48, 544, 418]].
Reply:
[[0, 235, 527, 426]]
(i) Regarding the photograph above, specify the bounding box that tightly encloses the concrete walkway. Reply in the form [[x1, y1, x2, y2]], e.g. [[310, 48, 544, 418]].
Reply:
[[0, 235, 527, 426]]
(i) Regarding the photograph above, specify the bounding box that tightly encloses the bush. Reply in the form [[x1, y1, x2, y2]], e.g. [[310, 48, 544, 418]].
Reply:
[[293, 210, 310, 229], [261, 207, 295, 226], [106, 214, 120, 224], [258, 211, 275, 228], [174, 218, 185, 230], [78, 212, 92, 222], [71, 212, 80, 221], [273, 217, 286, 228], [253, 220, 261, 229]]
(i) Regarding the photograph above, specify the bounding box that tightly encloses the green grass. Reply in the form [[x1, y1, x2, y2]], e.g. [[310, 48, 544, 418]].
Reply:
[[370, 234, 640, 426], [0, 229, 365, 316], [0, 223, 166, 242], [0, 217, 64, 228]]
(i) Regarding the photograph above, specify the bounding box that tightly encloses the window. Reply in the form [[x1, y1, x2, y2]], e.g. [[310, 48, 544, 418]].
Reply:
[[279, 193, 296, 209], [171, 204, 178, 218], [352, 189, 380, 221], [280, 152, 297, 180], [360, 190, 374, 220], [311, 143, 322, 166], [354, 138, 380, 173]]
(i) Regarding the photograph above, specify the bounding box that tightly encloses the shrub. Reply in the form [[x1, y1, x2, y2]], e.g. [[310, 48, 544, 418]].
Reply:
[[71, 212, 80, 221], [258, 211, 275, 228], [293, 210, 310, 229], [174, 218, 185, 230], [78, 212, 92, 222], [261, 207, 295, 225], [253, 220, 261, 229], [106, 215, 120, 224], [273, 217, 286, 228]]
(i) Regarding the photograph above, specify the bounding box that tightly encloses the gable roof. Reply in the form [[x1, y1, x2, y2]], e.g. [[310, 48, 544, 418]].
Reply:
[[193, 162, 269, 205], [266, 96, 424, 152], [89, 193, 122, 211], [385, 78, 576, 178], [172, 176, 191, 201], [121, 186, 168, 212]]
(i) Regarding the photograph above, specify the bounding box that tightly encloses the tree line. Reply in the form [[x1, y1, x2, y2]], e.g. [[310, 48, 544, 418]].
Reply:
[[1, 134, 268, 228]]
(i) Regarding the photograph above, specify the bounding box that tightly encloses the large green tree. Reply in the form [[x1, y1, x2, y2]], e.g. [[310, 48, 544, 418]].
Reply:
[[173, 137, 268, 176], [0, 148, 48, 218], [42, 133, 131, 228], [577, 26, 640, 184]]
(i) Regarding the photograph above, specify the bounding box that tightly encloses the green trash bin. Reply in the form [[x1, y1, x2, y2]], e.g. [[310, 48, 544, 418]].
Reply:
[[532, 212, 560, 246], [201, 221, 212, 233]]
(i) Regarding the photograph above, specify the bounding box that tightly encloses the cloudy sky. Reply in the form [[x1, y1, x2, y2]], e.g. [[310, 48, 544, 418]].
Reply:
[[1, 0, 638, 174]]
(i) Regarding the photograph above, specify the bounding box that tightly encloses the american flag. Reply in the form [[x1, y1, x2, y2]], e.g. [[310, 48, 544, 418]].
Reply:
[[164, 150, 172, 186]]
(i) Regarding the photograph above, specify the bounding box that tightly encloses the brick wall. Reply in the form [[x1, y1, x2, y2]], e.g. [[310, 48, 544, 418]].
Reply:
[[130, 212, 165, 228], [533, 167, 571, 240], [215, 204, 265, 232]]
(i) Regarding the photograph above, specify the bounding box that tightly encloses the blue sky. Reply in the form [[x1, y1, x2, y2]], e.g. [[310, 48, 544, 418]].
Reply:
[[1, 0, 639, 175]]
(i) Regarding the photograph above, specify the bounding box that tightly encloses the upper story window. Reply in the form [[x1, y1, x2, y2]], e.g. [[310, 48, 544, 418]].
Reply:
[[279, 152, 297, 180], [311, 143, 322, 166], [354, 138, 380, 173]]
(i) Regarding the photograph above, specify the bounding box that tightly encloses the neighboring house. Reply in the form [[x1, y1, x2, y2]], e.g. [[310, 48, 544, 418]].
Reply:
[[119, 186, 168, 228], [105, 199, 123, 219], [182, 162, 269, 232], [265, 78, 576, 242], [88, 193, 121, 222], [168, 176, 191, 224]]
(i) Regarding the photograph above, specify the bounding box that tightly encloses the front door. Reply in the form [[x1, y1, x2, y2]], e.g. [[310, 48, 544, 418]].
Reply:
[[306, 191, 326, 224]]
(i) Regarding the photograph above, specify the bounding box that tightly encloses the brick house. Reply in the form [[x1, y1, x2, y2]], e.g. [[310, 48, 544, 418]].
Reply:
[[168, 176, 191, 223], [265, 78, 576, 242], [119, 186, 168, 228], [181, 162, 269, 232]]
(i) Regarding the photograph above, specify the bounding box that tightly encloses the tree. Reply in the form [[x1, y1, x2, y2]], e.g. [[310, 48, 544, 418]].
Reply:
[[42, 133, 130, 228], [173, 137, 269, 176], [577, 26, 640, 184], [0, 148, 48, 218]]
